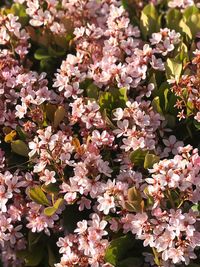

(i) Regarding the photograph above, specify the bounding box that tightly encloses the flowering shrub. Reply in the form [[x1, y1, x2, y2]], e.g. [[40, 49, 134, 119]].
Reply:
[[1, 0, 200, 266]]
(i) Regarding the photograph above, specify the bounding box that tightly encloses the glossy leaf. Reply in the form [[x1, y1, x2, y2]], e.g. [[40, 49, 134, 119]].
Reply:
[[28, 186, 50, 206], [17, 246, 44, 266], [42, 183, 60, 195], [166, 9, 182, 32], [152, 96, 163, 114], [34, 48, 51, 60], [86, 83, 99, 99], [44, 198, 63, 216], [105, 235, 135, 265], [129, 148, 147, 166], [140, 4, 159, 39], [127, 186, 142, 203], [165, 58, 182, 82], [11, 140, 29, 157], [144, 153, 160, 169], [99, 87, 128, 112]]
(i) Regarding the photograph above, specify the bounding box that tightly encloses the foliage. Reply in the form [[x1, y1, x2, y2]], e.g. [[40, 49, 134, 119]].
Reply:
[[1, 0, 200, 267]]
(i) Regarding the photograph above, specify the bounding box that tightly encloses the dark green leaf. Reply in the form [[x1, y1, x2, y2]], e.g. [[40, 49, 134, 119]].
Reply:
[[129, 148, 148, 166], [16, 126, 27, 141], [99, 87, 127, 112], [42, 183, 60, 195], [17, 246, 44, 266], [117, 257, 143, 267], [34, 48, 51, 60], [48, 46, 66, 57], [86, 83, 99, 99], [105, 235, 135, 265], [48, 245, 56, 267], [166, 9, 182, 32], [28, 231, 41, 249], [194, 120, 200, 130]]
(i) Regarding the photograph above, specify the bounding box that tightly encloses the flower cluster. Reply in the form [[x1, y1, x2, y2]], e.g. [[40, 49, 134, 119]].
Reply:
[[170, 51, 200, 122], [0, 0, 200, 267]]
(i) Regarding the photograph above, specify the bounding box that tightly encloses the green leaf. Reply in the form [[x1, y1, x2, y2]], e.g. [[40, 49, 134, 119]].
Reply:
[[183, 5, 199, 20], [125, 186, 144, 212], [44, 198, 63, 216], [105, 235, 135, 265], [186, 13, 200, 38], [40, 58, 55, 72], [152, 96, 163, 114], [54, 197, 64, 209], [194, 120, 200, 130], [86, 83, 99, 99], [179, 19, 192, 40], [17, 246, 44, 266], [117, 257, 143, 267], [191, 204, 200, 212], [165, 58, 182, 82], [11, 140, 29, 157], [28, 186, 50, 206], [174, 42, 189, 62], [48, 45, 66, 57], [10, 3, 28, 25], [121, 0, 129, 9], [144, 153, 159, 169], [44, 206, 57, 217], [166, 9, 182, 32], [34, 48, 51, 60], [54, 106, 66, 128], [180, 6, 200, 40], [42, 183, 60, 195], [127, 187, 142, 203], [16, 126, 27, 141], [28, 232, 41, 249], [48, 245, 56, 267], [140, 4, 159, 39], [164, 88, 169, 111], [167, 94, 177, 115], [99, 87, 127, 112], [129, 148, 148, 166], [186, 101, 194, 116], [165, 114, 176, 128], [102, 109, 116, 129]]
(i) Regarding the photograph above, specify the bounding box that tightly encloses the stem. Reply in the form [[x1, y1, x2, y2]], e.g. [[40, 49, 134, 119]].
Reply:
[[7, 159, 31, 170], [166, 189, 175, 209], [177, 199, 184, 209], [152, 247, 161, 266]]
